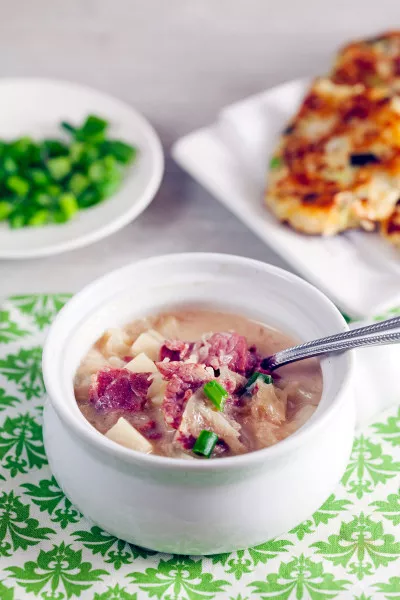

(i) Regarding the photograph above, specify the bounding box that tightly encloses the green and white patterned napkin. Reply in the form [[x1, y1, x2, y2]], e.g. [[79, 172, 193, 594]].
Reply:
[[0, 295, 399, 600]]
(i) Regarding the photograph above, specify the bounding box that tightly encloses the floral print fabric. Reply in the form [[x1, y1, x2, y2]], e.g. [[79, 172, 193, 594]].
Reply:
[[0, 295, 399, 599]]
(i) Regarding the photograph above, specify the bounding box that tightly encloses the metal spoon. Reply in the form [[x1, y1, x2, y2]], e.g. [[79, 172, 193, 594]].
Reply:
[[261, 315, 400, 371]]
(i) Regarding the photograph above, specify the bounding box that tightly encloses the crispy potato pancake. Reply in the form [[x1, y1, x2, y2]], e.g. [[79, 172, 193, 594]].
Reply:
[[265, 78, 400, 235], [332, 31, 400, 89]]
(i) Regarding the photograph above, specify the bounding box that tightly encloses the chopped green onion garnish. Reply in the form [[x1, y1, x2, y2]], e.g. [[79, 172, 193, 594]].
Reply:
[[100, 175, 122, 198], [68, 173, 89, 196], [30, 169, 50, 187], [48, 184, 62, 198], [28, 209, 51, 227], [6, 175, 29, 197], [9, 213, 25, 229], [0, 201, 13, 220], [88, 160, 107, 183], [80, 144, 100, 166], [47, 156, 72, 181], [10, 136, 34, 156], [269, 156, 282, 169], [0, 114, 137, 229], [53, 210, 68, 224], [79, 115, 108, 140], [101, 140, 137, 165], [103, 154, 118, 170], [244, 372, 273, 394], [32, 192, 52, 207], [69, 141, 85, 163], [4, 157, 17, 174], [203, 380, 228, 411], [193, 430, 219, 458], [77, 187, 102, 209], [59, 193, 78, 220], [61, 121, 77, 135], [71, 115, 109, 142], [41, 139, 69, 158]]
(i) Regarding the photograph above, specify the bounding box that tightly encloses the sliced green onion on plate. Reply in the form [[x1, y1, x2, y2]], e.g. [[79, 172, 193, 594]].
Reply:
[[0, 114, 138, 229], [59, 193, 79, 220], [0, 201, 13, 220]]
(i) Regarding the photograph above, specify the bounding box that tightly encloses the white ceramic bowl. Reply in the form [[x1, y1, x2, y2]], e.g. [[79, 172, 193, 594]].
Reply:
[[42, 253, 355, 555]]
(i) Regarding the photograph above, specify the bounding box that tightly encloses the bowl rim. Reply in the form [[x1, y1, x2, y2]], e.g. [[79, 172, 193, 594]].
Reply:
[[42, 252, 353, 472]]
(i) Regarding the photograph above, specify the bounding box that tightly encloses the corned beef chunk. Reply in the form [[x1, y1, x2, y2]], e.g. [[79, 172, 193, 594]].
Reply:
[[89, 368, 151, 412], [175, 431, 196, 450], [192, 332, 259, 374], [156, 362, 213, 428], [135, 418, 162, 440], [159, 339, 193, 362]]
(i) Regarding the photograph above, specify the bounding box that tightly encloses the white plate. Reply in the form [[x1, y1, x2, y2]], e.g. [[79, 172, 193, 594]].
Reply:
[[0, 79, 164, 259], [172, 78, 400, 318]]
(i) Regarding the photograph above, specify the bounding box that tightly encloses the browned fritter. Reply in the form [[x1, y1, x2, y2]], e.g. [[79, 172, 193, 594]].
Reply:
[[332, 31, 400, 89], [265, 78, 400, 235]]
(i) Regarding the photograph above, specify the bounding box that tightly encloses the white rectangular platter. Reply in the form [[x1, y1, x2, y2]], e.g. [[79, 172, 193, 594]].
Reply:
[[172, 79, 400, 318]]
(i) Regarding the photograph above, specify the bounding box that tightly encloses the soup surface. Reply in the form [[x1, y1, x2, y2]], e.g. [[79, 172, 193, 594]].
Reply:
[[74, 309, 323, 459]]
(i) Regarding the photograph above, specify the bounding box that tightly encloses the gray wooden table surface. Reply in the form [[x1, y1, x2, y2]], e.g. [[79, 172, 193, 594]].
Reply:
[[1, 0, 398, 296]]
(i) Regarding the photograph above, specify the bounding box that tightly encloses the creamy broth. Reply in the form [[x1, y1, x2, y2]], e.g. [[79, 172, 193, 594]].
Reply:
[[74, 309, 322, 458]]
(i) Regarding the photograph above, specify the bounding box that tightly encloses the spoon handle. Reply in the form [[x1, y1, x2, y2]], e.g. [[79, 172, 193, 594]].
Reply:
[[264, 316, 400, 371]]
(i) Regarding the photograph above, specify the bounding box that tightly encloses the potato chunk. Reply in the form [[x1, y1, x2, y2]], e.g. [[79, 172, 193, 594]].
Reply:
[[131, 330, 164, 361], [124, 352, 158, 374], [105, 417, 153, 453], [98, 328, 132, 358], [148, 373, 167, 405]]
